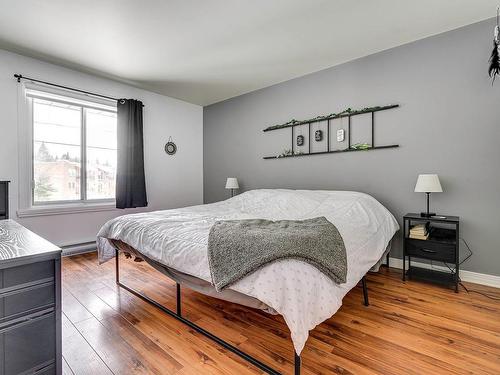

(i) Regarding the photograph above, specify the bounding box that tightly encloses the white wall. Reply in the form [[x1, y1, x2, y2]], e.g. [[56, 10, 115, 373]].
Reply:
[[0, 49, 203, 247]]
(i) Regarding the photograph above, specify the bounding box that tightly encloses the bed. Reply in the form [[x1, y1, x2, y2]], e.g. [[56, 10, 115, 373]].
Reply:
[[97, 189, 399, 374]]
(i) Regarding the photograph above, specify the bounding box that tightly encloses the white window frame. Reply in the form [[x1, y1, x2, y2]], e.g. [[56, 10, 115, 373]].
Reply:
[[17, 82, 119, 217]]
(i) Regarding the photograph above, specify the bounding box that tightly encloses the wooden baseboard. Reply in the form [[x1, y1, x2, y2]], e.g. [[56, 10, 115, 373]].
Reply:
[[389, 257, 500, 288]]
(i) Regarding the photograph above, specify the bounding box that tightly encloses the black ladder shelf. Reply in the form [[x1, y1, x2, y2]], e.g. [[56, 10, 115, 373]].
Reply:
[[262, 104, 399, 159]]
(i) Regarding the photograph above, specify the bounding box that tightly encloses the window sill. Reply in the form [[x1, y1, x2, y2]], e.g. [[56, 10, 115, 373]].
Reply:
[[17, 202, 117, 218]]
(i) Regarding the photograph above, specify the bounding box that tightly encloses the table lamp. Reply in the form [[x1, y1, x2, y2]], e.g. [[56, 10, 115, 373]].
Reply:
[[225, 177, 239, 197], [414, 174, 442, 217]]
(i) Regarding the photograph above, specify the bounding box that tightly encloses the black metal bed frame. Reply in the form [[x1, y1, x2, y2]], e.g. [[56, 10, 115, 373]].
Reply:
[[115, 249, 369, 375]]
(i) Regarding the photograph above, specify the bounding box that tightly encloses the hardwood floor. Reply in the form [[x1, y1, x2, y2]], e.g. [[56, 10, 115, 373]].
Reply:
[[62, 252, 500, 375]]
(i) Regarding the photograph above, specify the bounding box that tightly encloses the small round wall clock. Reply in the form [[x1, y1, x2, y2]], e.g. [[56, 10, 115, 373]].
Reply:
[[164, 137, 177, 155]]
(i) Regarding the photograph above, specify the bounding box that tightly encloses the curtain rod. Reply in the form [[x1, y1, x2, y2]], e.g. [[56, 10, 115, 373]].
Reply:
[[14, 74, 144, 106]]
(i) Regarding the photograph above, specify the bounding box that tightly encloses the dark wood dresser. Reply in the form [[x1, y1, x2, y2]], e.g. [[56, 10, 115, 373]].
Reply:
[[0, 220, 62, 375]]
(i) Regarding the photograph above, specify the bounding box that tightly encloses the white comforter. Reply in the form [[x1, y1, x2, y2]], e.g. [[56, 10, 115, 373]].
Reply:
[[97, 189, 399, 354]]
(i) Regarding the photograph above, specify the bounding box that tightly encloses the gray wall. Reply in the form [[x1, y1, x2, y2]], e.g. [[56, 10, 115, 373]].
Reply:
[[204, 18, 500, 276]]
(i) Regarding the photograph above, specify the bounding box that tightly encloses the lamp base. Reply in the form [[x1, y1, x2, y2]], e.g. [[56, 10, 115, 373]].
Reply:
[[420, 212, 436, 218]]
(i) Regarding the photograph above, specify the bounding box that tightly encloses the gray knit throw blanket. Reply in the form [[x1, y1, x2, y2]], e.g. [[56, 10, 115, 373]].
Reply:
[[207, 217, 347, 292]]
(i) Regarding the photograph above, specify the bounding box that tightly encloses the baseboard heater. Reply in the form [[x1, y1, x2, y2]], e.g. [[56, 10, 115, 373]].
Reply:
[[61, 241, 96, 256]]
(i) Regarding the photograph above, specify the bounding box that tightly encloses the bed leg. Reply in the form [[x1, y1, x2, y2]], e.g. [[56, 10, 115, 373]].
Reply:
[[115, 249, 120, 284], [176, 283, 182, 316], [362, 276, 369, 306], [294, 352, 301, 375]]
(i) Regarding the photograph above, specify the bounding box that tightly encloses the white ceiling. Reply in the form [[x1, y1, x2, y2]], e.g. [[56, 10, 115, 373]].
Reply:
[[0, 0, 497, 106]]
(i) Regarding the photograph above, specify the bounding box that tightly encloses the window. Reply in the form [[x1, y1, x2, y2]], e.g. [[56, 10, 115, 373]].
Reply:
[[29, 89, 117, 205]]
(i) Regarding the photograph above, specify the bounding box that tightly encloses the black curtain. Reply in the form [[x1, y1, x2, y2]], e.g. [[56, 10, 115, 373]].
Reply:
[[116, 99, 148, 209]]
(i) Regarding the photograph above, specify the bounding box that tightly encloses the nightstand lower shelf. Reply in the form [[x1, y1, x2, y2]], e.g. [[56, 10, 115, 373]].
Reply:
[[406, 267, 458, 289]]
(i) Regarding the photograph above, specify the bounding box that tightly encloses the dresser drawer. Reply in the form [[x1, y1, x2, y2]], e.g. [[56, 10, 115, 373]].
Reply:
[[405, 239, 456, 262], [0, 260, 54, 290], [0, 310, 56, 375], [0, 282, 55, 323], [34, 364, 56, 375]]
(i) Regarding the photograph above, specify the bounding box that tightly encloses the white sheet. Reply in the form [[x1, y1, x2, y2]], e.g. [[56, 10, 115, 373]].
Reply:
[[97, 189, 399, 354]]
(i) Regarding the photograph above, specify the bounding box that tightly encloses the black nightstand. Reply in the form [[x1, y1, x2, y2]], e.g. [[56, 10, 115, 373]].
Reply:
[[403, 213, 460, 292]]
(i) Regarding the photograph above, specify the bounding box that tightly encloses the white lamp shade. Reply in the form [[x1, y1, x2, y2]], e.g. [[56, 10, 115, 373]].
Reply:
[[414, 174, 443, 193], [225, 177, 239, 189]]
